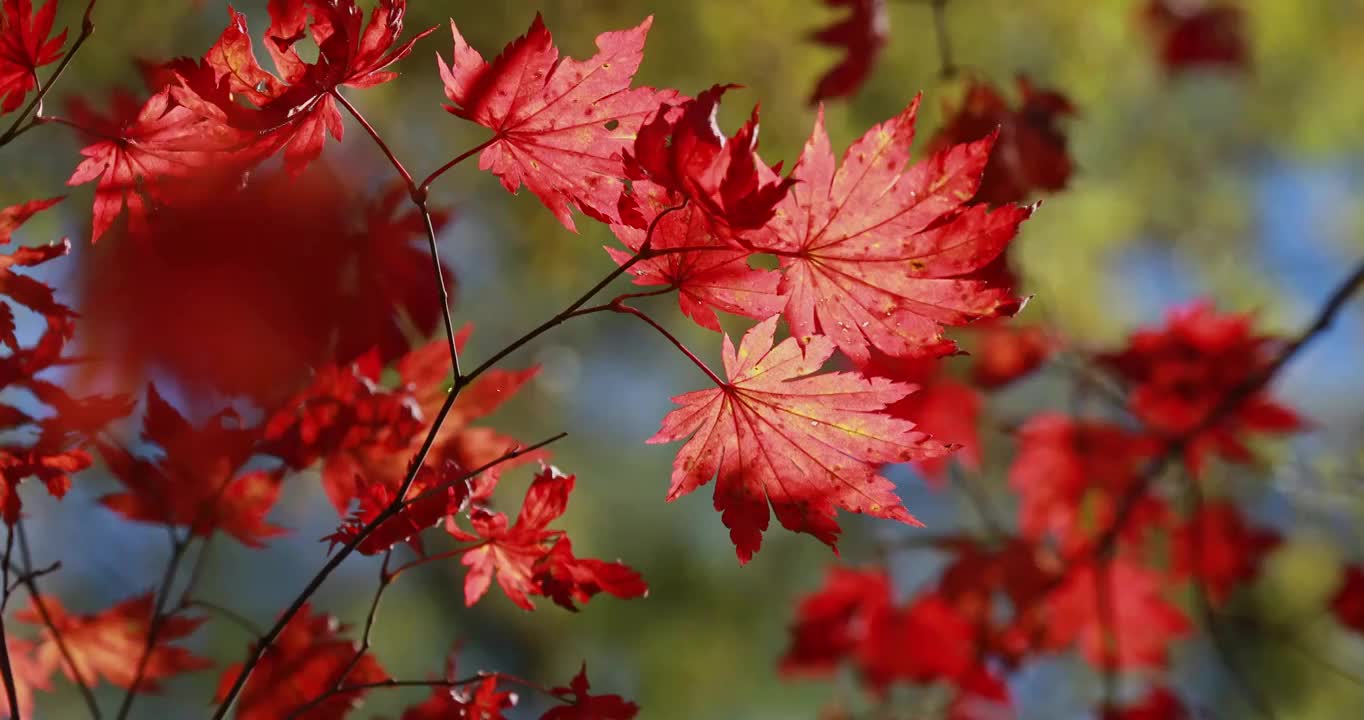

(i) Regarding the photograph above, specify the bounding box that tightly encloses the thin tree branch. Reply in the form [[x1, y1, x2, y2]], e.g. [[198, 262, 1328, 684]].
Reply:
[[929, 0, 957, 79], [332, 90, 462, 380], [210, 431, 566, 718], [114, 533, 193, 720], [419, 137, 498, 193], [187, 600, 265, 637], [288, 672, 565, 719], [0, 0, 98, 146], [609, 302, 726, 387], [1082, 258, 1364, 566], [0, 528, 21, 720], [14, 522, 100, 719]]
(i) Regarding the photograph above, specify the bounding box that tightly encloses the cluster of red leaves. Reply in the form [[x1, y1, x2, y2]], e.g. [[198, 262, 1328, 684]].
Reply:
[[0, 196, 130, 524], [781, 300, 1318, 717], [0, 0, 66, 114]]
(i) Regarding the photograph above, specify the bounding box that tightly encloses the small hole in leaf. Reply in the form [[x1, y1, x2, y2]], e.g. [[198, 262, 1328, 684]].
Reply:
[[604, 119, 620, 131]]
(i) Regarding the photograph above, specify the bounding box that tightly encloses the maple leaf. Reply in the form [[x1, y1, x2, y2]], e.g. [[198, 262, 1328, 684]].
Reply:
[[751, 101, 1031, 366], [1101, 688, 1191, 720], [449, 466, 646, 610], [77, 161, 455, 402], [1009, 414, 1161, 551], [0, 197, 75, 349], [541, 663, 639, 720], [1172, 502, 1279, 605], [438, 13, 670, 231], [183, 2, 435, 176], [66, 87, 236, 241], [935, 537, 1059, 665], [807, 0, 888, 104], [0, 638, 51, 720], [1100, 301, 1304, 474], [926, 76, 1076, 207], [625, 85, 793, 237], [97, 385, 287, 547], [1044, 559, 1191, 670], [324, 461, 470, 556], [1143, 0, 1248, 73], [400, 676, 516, 720], [1330, 565, 1364, 634], [780, 566, 893, 679], [0, 0, 66, 114], [968, 324, 1056, 389], [651, 316, 949, 563], [18, 593, 213, 691], [216, 603, 387, 720], [861, 354, 982, 482], [607, 180, 784, 331], [947, 669, 1013, 720]]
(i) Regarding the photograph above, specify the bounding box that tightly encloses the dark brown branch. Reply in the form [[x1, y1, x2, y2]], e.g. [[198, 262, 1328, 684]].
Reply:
[[114, 533, 192, 720], [0, 0, 98, 146], [0, 527, 21, 720], [14, 522, 100, 718]]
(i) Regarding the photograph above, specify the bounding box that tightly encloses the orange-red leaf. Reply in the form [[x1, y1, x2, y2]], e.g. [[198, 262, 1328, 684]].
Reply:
[[216, 603, 387, 720], [18, 593, 213, 691], [753, 101, 1031, 365], [807, 0, 888, 104], [439, 14, 670, 231], [649, 315, 949, 563]]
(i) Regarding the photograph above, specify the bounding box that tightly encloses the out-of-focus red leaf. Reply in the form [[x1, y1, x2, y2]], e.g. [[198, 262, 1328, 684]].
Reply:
[[807, 0, 888, 104], [1045, 560, 1191, 670], [541, 663, 639, 720], [926, 76, 1076, 207], [1143, 0, 1248, 73], [1331, 565, 1364, 634], [18, 593, 213, 691], [1172, 502, 1279, 605], [215, 603, 387, 720]]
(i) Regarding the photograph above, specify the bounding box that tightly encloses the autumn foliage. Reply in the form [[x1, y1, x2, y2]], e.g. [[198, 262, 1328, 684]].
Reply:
[[0, 1, 1361, 719]]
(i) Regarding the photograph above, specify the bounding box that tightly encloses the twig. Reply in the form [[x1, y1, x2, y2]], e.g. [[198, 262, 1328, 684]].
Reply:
[[0, 527, 20, 720], [13, 522, 100, 718], [289, 672, 566, 718], [0, 0, 98, 146], [114, 533, 193, 720], [1081, 258, 1364, 566], [608, 303, 726, 386], [210, 431, 567, 718], [187, 600, 265, 637], [1184, 477, 1278, 719], [929, 0, 957, 79], [332, 90, 461, 380]]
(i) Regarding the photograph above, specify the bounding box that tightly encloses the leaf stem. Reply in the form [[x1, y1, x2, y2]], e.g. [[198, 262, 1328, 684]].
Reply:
[[419, 138, 498, 193], [0, 528, 21, 720], [609, 303, 726, 387]]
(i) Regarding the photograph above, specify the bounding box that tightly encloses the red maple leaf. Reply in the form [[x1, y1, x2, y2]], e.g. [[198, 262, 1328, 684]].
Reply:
[[1044, 559, 1191, 670], [1009, 414, 1161, 551], [947, 669, 1013, 720], [541, 663, 639, 720], [1172, 502, 1279, 605], [751, 101, 1031, 366], [1101, 688, 1191, 720], [1100, 301, 1304, 474], [449, 466, 646, 610], [181, 2, 434, 176], [607, 180, 784, 331], [323, 460, 470, 556], [216, 603, 387, 720], [626, 85, 793, 237], [439, 13, 670, 231], [862, 354, 982, 482], [968, 323, 1057, 389], [0, 638, 52, 720], [97, 385, 287, 547], [780, 566, 893, 679], [937, 537, 1059, 665], [926, 76, 1076, 207], [0, 197, 74, 349], [400, 676, 516, 720], [1330, 565, 1364, 634], [18, 593, 213, 691], [0, 0, 67, 114], [807, 0, 888, 104], [650, 315, 949, 563], [1143, 0, 1248, 73], [66, 87, 237, 241]]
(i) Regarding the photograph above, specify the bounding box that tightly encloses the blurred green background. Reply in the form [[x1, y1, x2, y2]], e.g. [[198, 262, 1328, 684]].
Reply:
[[5, 0, 1364, 718]]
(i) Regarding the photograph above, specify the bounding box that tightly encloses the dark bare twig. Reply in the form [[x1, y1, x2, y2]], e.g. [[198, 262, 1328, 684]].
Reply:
[[13, 522, 100, 718], [0, 527, 21, 720], [114, 533, 192, 720]]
